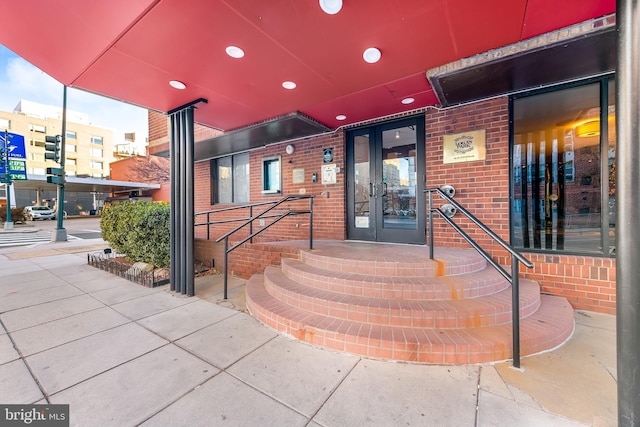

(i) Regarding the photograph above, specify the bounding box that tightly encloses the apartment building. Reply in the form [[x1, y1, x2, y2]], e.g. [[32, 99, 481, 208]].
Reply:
[[0, 100, 114, 178]]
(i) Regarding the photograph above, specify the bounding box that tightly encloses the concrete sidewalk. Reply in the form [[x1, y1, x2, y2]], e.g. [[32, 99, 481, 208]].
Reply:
[[0, 239, 617, 426]]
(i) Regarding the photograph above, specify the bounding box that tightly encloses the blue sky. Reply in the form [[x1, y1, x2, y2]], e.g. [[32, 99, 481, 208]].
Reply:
[[0, 45, 148, 145]]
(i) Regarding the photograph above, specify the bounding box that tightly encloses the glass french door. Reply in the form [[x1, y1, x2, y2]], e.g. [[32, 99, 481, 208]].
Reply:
[[346, 116, 426, 244]]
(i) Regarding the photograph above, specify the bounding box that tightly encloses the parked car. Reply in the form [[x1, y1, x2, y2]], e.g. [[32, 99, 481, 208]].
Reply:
[[24, 206, 56, 221]]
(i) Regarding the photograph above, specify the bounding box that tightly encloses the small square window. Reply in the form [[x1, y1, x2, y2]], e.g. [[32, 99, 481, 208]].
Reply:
[[262, 156, 281, 195]]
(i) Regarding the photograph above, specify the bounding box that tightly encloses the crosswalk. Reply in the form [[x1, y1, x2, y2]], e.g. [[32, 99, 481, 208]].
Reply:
[[0, 230, 83, 247]]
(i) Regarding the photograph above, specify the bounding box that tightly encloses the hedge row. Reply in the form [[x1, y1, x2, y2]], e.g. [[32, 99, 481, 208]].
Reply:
[[100, 201, 170, 267]]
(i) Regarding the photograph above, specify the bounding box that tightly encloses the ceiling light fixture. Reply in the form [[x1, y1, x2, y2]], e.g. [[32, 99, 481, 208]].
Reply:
[[576, 120, 600, 138], [336, 115, 347, 121], [319, 0, 342, 15], [363, 47, 381, 64], [395, 130, 400, 139], [169, 80, 186, 90], [282, 81, 297, 90], [225, 46, 245, 59], [402, 97, 415, 105]]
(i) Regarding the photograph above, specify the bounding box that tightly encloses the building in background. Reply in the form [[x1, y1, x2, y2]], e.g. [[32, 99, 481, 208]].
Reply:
[[0, 100, 116, 178], [109, 154, 170, 202], [0, 100, 151, 214]]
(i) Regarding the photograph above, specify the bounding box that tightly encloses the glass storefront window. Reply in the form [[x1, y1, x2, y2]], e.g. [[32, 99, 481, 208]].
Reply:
[[511, 77, 615, 255]]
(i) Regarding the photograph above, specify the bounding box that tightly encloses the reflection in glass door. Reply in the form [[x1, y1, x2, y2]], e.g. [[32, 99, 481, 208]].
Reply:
[[346, 116, 425, 244]]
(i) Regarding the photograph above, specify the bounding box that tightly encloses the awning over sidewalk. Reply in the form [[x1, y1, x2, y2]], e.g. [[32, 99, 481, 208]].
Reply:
[[6, 175, 160, 195]]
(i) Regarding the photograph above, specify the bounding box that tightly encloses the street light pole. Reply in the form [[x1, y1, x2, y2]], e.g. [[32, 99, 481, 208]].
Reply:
[[51, 86, 67, 242], [3, 130, 13, 230]]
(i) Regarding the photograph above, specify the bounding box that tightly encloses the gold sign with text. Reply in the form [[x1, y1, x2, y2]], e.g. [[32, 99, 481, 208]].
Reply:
[[443, 129, 486, 164]]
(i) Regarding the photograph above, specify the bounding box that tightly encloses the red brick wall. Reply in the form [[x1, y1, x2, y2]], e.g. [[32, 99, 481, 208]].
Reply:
[[194, 131, 346, 243], [180, 97, 616, 315], [522, 253, 615, 313], [423, 97, 615, 314], [109, 155, 171, 202], [426, 99, 511, 251], [148, 110, 169, 143], [147, 110, 222, 156]]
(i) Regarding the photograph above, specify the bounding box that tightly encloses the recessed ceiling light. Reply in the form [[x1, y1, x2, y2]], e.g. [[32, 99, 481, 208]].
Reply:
[[319, 0, 342, 15], [169, 80, 186, 90], [282, 81, 297, 90], [402, 97, 415, 105], [336, 115, 347, 121], [363, 47, 381, 64], [225, 46, 245, 59]]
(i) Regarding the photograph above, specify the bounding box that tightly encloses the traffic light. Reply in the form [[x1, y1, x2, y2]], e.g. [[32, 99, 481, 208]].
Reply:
[[46, 166, 65, 185], [45, 135, 61, 163]]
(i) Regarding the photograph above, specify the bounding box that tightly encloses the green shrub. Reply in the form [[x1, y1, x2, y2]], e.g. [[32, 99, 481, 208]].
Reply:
[[100, 201, 170, 267]]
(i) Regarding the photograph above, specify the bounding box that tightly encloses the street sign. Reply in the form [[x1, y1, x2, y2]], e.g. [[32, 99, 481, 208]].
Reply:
[[0, 132, 26, 159], [0, 159, 27, 181], [46, 167, 63, 176], [46, 175, 65, 185], [4, 159, 27, 180]]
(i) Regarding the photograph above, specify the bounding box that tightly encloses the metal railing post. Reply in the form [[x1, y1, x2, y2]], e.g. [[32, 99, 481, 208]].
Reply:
[[207, 212, 210, 240], [309, 196, 314, 250], [249, 206, 253, 243], [511, 254, 521, 368], [428, 190, 434, 260], [224, 236, 229, 300]]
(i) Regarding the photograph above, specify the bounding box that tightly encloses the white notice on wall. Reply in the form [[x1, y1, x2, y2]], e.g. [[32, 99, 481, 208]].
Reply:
[[322, 164, 337, 184]]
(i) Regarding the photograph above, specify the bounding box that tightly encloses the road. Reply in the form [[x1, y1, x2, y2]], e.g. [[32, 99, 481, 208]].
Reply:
[[0, 217, 103, 247]]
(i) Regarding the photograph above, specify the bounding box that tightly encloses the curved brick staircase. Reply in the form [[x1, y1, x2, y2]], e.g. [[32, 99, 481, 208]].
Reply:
[[245, 241, 575, 364]]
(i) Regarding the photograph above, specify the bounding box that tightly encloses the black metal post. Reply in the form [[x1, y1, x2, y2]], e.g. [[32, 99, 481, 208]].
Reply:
[[309, 196, 314, 250], [224, 236, 229, 300], [169, 100, 205, 296], [616, 0, 640, 424], [179, 111, 187, 294], [170, 113, 179, 292], [51, 85, 67, 242], [185, 107, 195, 297], [428, 190, 434, 260], [249, 206, 253, 243], [511, 254, 521, 368], [2, 130, 12, 230]]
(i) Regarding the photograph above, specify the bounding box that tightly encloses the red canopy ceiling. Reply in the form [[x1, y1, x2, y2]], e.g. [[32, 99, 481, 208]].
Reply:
[[0, 0, 615, 131]]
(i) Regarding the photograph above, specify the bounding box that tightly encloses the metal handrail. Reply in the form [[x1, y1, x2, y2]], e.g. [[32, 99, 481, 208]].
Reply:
[[195, 195, 314, 300], [425, 188, 533, 368]]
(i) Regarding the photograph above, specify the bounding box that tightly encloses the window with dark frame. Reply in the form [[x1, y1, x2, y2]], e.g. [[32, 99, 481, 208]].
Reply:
[[510, 76, 615, 256], [261, 156, 281, 195], [211, 152, 250, 204]]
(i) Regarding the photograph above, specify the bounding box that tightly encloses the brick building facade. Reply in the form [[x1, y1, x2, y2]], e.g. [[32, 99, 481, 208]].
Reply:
[[148, 93, 616, 315]]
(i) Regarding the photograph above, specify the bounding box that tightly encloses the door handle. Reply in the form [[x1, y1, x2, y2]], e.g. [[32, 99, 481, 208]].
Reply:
[[369, 182, 374, 197], [382, 182, 388, 196]]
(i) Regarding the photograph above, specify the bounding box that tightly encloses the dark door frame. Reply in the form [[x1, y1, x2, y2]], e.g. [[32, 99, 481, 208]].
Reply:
[[345, 115, 426, 244]]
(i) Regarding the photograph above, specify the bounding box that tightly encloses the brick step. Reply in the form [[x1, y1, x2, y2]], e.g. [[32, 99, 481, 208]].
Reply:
[[281, 258, 511, 300], [299, 243, 487, 277], [247, 274, 575, 364], [263, 266, 541, 328]]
